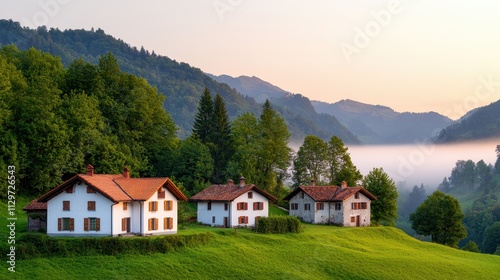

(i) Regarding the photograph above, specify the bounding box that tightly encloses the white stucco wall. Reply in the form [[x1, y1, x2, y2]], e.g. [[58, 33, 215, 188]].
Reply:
[[197, 201, 229, 226], [342, 193, 371, 227], [142, 186, 179, 235], [230, 191, 269, 227], [47, 182, 114, 236], [288, 191, 315, 223]]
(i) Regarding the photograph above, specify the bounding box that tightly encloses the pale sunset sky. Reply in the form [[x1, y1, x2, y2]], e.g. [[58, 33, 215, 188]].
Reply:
[[2, 0, 500, 120]]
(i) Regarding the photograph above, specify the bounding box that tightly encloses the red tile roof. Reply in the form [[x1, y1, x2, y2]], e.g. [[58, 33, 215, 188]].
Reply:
[[37, 173, 187, 204], [190, 184, 277, 202], [23, 197, 47, 211], [283, 185, 377, 202]]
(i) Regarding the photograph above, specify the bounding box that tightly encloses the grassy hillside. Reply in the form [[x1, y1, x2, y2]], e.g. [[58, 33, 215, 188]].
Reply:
[[7, 226, 499, 279]]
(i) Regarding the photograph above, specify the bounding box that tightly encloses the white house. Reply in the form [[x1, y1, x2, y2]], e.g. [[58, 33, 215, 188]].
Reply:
[[29, 164, 187, 236], [190, 177, 277, 228], [283, 181, 377, 226]]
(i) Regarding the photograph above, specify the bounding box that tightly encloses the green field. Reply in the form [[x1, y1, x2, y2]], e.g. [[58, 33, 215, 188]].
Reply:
[[3, 201, 499, 279]]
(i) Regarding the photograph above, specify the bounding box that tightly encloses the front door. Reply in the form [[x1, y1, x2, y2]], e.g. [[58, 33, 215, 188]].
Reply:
[[224, 217, 229, 228], [356, 215, 360, 227], [125, 217, 131, 233]]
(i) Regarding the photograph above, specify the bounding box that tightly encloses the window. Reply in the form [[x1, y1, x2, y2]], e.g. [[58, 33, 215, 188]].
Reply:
[[237, 202, 248, 210], [290, 203, 298, 210], [212, 216, 216, 223], [86, 186, 95, 193], [164, 217, 173, 230], [88, 201, 96, 211], [65, 187, 73, 193], [63, 201, 70, 211], [355, 193, 360, 199], [149, 201, 158, 212], [238, 216, 248, 224], [304, 204, 311, 211], [300, 192, 304, 199], [207, 202, 212, 211], [351, 216, 356, 223], [335, 203, 342, 210], [316, 203, 324, 211], [164, 200, 173, 211], [158, 189, 165, 199], [123, 202, 128, 211], [58, 218, 74, 231], [84, 217, 100, 231], [351, 202, 367, 210], [224, 203, 229, 211], [148, 218, 158, 231], [248, 192, 253, 199], [253, 202, 264, 210]]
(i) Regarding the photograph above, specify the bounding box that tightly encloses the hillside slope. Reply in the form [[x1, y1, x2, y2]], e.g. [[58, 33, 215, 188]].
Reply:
[[0, 19, 358, 143], [435, 99, 500, 143], [12, 225, 500, 279], [313, 99, 454, 144]]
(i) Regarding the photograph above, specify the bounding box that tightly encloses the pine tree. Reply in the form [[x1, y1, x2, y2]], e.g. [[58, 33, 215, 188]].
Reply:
[[192, 87, 213, 143], [210, 94, 234, 183]]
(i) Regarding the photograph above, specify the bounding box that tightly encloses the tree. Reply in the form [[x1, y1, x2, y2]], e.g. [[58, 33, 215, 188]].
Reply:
[[475, 160, 493, 191], [363, 168, 398, 226], [293, 135, 328, 186], [482, 222, 500, 254], [210, 94, 235, 183], [326, 136, 362, 187], [401, 184, 427, 217], [192, 87, 213, 143], [410, 190, 467, 247], [461, 240, 480, 253], [450, 160, 476, 190], [255, 100, 292, 195]]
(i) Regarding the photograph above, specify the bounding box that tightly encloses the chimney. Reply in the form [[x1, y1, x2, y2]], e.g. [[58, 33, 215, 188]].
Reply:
[[239, 176, 246, 187], [123, 167, 130, 178], [341, 181, 347, 190], [311, 179, 316, 186], [86, 164, 94, 176], [227, 179, 234, 187]]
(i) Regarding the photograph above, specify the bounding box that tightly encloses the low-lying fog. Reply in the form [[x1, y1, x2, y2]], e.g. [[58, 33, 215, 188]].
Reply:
[[346, 138, 500, 189]]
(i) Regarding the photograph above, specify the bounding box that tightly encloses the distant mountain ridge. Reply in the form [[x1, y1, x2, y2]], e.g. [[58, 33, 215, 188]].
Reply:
[[210, 74, 454, 144]]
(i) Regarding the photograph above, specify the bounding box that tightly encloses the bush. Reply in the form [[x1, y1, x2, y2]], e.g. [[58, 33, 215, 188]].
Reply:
[[16, 232, 211, 260], [256, 216, 302, 234]]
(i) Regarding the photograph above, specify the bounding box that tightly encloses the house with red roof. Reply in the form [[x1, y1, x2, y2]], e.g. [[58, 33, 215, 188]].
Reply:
[[23, 164, 187, 236], [283, 181, 377, 226], [190, 177, 277, 228]]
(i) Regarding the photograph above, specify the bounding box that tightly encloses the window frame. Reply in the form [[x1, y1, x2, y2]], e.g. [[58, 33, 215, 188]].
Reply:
[[63, 201, 70, 211], [88, 201, 96, 211], [316, 202, 325, 211]]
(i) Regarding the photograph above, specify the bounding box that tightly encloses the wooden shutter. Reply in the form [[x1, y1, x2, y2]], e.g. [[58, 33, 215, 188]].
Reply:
[[260, 202, 263, 210], [66, 187, 73, 193], [58, 218, 62, 231], [244, 203, 248, 210], [84, 218, 89, 231], [69, 218, 74, 231], [164, 218, 167, 230], [96, 218, 100, 231], [88, 201, 95, 211], [63, 201, 70, 211], [123, 202, 127, 211], [122, 218, 126, 231], [169, 218, 173, 229], [149, 202, 152, 211], [245, 217, 248, 224], [253, 202, 257, 210], [164, 200, 172, 211], [155, 218, 158, 231], [148, 218, 152, 231]]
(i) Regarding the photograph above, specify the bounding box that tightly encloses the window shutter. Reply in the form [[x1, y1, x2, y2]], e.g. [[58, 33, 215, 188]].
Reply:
[[84, 218, 89, 231], [155, 218, 158, 230], [148, 218, 152, 231], [63, 201, 70, 211], [244, 203, 248, 210], [169, 218, 173, 229], [58, 218, 62, 231], [253, 202, 257, 210], [245, 216, 248, 224], [96, 218, 100, 231], [260, 202, 264, 210], [149, 202, 152, 211], [163, 218, 167, 230], [164, 200, 167, 211], [66, 187, 73, 193], [122, 218, 126, 231], [70, 218, 74, 231], [123, 202, 127, 211]]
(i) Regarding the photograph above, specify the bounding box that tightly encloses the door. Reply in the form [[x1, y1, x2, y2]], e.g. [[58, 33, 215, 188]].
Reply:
[[356, 215, 360, 227], [125, 218, 131, 233], [224, 217, 229, 228]]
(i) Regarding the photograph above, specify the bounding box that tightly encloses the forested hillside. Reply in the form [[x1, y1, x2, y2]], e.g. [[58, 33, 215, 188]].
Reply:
[[0, 19, 359, 143], [435, 100, 500, 143]]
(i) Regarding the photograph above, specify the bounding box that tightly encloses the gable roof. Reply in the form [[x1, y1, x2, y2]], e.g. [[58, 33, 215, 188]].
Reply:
[[190, 184, 277, 202], [23, 196, 47, 211], [283, 185, 377, 202], [37, 172, 187, 204]]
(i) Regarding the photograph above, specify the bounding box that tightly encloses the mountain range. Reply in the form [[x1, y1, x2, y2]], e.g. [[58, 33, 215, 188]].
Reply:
[[1, 19, 498, 145]]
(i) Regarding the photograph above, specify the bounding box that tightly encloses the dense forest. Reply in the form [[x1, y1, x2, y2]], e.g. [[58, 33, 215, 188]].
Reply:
[[0, 19, 359, 144]]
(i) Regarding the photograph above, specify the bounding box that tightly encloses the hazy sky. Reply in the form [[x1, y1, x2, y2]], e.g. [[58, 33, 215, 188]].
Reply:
[[2, 0, 500, 120]]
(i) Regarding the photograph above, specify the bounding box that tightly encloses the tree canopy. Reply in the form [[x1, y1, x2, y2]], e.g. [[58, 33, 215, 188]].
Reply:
[[363, 168, 398, 226]]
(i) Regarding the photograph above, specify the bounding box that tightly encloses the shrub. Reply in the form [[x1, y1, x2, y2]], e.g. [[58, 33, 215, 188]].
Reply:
[[256, 216, 302, 234]]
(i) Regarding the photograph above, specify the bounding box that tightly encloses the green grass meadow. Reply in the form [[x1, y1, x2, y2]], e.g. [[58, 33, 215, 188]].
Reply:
[[2, 201, 499, 279]]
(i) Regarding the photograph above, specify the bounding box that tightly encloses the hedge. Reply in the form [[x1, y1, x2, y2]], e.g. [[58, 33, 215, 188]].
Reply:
[[256, 216, 302, 234], [14, 232, 211, 260]]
